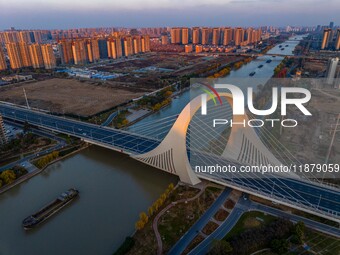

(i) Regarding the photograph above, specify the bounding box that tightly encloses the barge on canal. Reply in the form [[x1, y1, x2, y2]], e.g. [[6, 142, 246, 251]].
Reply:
[[22, 188, 79, 230]]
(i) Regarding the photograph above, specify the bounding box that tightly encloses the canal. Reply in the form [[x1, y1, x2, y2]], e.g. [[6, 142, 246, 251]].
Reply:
[[0, 35, 306, 255]]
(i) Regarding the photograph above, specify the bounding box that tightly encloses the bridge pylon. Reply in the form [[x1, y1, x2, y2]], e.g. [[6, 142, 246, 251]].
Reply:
[[133, 92, 293, 185]]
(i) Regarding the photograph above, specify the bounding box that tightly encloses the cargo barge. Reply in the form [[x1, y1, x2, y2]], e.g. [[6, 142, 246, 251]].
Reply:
[[22, 188, 79, 230]]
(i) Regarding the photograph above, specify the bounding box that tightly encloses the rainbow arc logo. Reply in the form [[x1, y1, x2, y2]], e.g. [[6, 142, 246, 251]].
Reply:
[[200, 83, 222, 106]]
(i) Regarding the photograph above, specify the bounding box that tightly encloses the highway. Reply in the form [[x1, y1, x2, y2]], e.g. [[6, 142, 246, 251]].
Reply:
[[0, 103, 160, 155]]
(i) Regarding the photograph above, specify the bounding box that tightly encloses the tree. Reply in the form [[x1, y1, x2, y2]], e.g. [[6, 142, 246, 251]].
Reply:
[[135, 220, 144, 230], [270, 239, 289, 254], [148, 207, 154, 217], [0, 170, 16, 185], [164, 91, 173, 98], [168, 183, 174, 190], [139, 212, 148, 225], [294, 221, 305, 244], [35, 151, 59, 168], [208, 240, 233, 255], [153, 103, 162, 111]]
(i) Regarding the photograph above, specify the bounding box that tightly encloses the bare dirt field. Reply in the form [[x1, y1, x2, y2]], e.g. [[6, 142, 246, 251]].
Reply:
[[281, 88, 340, 165], [0, 78, 146, 116]]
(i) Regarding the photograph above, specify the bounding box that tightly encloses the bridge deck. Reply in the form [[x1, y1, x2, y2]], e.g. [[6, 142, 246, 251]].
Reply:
[[1, 103, 339, 220], [0, 104, 160, 155]]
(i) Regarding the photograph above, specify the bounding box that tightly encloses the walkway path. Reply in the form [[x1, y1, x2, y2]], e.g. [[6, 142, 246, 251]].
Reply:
[[153, 183, 206, 255], [168, 188, 231, 255]]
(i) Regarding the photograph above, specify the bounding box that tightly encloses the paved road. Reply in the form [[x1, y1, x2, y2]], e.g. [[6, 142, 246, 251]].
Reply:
[[168, 188, 231, 255], [249, 202, 340, 238], [187, 196, 340, 255], [0, 103, 160, 155], [101, 111, 118, 127], [187, 197, 245, 255], [0, 121, 67, 172]]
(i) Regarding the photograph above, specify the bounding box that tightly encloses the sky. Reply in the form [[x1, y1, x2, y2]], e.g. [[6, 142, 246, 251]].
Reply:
[[0, 0, 339, 30]]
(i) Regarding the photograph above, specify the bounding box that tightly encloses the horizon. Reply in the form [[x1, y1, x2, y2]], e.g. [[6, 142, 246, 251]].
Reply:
[[1, 0, 339, 30]]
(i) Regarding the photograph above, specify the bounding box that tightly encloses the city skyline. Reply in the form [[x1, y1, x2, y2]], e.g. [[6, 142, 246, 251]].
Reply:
[[1, 0, 340, 29]]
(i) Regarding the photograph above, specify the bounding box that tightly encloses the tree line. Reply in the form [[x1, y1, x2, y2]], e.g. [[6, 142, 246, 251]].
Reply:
[[135, 183, 175, 231]]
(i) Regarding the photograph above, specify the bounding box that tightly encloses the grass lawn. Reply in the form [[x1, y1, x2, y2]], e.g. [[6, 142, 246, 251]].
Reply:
[[304, 229, 340, 255], [158, 186, 222, 252], [224, 211, 276, 239]]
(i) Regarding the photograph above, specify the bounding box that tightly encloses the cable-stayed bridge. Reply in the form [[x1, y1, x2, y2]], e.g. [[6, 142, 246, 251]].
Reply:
[[0, 99, 339, 222]]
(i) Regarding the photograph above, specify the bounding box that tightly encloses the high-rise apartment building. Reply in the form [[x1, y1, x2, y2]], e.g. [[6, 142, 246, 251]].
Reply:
[[223, 27, 232, 46], [72, 40, 88, 65], [246, 28, 254, 44], [321, 28, 332, 50], [18, 42, 32, 67], [234, 27, 244, 46], [29, 43, 44, 68], [116, 37, 123, 57], [107, 38, 117, 59], [3, 32, 19, 43], [98, 39, 108, 59], [123, 36, 133, 57], [212, 28, 220, 45], [133, 36, 142, 54], [86, 39, 100, 63], [182, 28, 189, 45], [192, 27, 200, 44], [6, 43, 23, 69], [201, 28, 210, 45], [141, 35, 150, 52], [33, 31, 43, 43], [170, 27, 181, 44], [161, 35, 169, 45], [0, 47, 7, 71], [41, 44, 56, 69], [107, 37, 123, 59], [18, 31, 32, 43], [58, 40, 74, 65], [335, 29, 340, 51]]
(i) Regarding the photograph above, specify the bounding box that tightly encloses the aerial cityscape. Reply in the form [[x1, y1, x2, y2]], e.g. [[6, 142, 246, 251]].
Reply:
[[0, 0, 339, 255]]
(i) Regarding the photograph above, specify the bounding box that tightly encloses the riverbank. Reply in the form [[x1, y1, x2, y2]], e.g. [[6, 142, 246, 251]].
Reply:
[[0, 143, 89, 195], [113, 182, 225, 255]]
